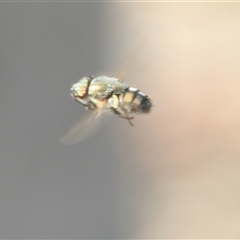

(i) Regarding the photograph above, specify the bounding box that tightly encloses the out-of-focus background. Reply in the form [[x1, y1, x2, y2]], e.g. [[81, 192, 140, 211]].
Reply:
[[1, 2, 240, 238]]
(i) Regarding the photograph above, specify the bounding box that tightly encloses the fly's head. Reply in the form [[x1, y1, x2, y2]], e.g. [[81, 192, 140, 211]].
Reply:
[[70, 76, 93, 107]]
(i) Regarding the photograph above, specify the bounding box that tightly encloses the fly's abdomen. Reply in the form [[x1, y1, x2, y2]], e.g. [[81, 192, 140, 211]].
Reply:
[[120, 87, 152, 113]]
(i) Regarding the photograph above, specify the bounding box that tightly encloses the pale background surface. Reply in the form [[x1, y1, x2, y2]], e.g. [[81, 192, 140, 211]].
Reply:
[[1, 2, 240, 238]]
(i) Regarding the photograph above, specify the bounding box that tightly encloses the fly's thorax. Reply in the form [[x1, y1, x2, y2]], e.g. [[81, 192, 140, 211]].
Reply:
[[88, 76, 127, 100], [88, 76, 113, 100], [119, 87, 152, 113]]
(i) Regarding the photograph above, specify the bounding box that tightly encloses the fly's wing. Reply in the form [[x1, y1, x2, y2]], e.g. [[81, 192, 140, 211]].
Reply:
[[114, 39, 147, 82], [59, 110, 105, 145]]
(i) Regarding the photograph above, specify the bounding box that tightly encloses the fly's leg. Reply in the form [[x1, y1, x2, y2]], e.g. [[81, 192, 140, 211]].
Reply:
[[119, 111, 134, 126], [112, 108, 134, 126]]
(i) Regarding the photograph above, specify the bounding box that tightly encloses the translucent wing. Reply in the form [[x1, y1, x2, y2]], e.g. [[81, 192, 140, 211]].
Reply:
[[114, 38, 147, 81], [59, 110, 105, 145]]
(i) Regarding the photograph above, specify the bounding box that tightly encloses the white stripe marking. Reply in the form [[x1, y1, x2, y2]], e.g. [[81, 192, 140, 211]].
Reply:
[[129, 87, 137, 92], [138, 91, 146, 97]]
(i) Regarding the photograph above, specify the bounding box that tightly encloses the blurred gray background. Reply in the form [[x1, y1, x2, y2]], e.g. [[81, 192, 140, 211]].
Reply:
[[1, 2, 240, 239]]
